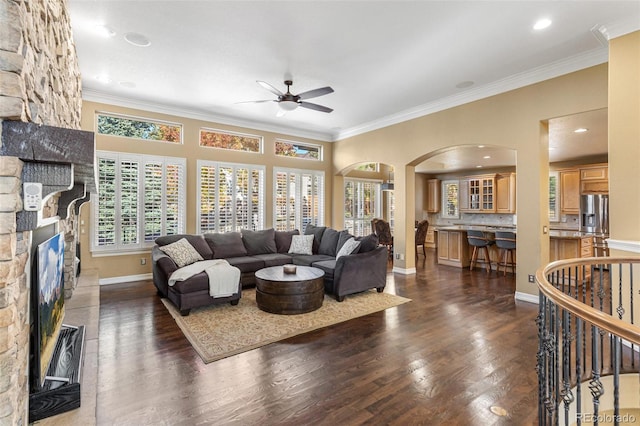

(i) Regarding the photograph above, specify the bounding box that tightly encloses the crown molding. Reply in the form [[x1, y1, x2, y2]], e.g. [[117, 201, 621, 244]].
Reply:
[[605, 16, 640, 40], [81, 90, 335, 142], [333, 48, 609, 141]]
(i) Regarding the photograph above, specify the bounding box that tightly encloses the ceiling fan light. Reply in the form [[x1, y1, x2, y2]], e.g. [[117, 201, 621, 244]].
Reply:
[[279, 101, 298, 111]]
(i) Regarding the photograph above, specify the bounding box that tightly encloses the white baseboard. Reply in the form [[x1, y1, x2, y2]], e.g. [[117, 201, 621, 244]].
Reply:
[[515, 291, 539, 304], [392, 266, 416, 275], [99, 273, 153, 285]]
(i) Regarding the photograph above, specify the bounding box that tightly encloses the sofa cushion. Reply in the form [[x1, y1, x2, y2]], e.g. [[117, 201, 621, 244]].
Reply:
[[318, 227, 340, 256], [304, 224, 326, 254], [312, 259, 336, 280], [242, 228, 277, 255], [288, 234, 314, 255], [356, 233, 379, 253], [251, 253, 293, 267], [275, 229, 299, 253], [159, 238, 204, 267], [155, 234, 213, 259], [336, 237, 361, 259], [205, 232, 248, 259], [171, 272, 209, 293], [225, 256, 265, 273], [336, 230, 355, 253], [290, 253, 334, 266]]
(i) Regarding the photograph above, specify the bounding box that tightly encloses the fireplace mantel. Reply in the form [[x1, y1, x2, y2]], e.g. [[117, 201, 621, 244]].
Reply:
[[0, 121, 96, 231]]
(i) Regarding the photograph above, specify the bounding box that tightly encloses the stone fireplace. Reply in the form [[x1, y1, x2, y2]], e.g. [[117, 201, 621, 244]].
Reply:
[[0, 0, 93, 424]]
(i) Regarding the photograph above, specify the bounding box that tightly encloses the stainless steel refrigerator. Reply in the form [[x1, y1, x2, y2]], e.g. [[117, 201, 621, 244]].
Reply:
[[580, 194, 609, 236]]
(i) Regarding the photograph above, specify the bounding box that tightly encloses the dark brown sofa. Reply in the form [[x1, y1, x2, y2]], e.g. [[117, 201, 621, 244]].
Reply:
[[152, 225, 388, 315]]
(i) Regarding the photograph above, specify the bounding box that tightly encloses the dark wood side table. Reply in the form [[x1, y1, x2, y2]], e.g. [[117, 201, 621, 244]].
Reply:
[[255, 266, 325, 314]]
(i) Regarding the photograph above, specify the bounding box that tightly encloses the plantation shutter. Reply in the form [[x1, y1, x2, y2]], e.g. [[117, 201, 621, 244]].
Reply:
[[273, 168, 324, 232]]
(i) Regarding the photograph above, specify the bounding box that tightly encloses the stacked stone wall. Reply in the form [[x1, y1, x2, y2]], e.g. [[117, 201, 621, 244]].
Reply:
[[0, 0, 82, 423]]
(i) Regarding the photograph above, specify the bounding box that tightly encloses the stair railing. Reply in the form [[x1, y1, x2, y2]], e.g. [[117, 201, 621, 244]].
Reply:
[[536, 257, 640, 425]]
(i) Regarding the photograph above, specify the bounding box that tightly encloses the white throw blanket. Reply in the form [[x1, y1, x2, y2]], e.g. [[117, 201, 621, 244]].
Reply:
[[168, 259, 240, 298]]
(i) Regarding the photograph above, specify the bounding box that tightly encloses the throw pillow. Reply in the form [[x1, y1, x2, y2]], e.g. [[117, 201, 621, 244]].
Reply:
[[336, 230, 355, 253], [242, 228, 277, 255], [155, 234, 213, 259], [275, 229, 299, 253], [336, 237, 361, 259], [204, 232, 248, 259], [288, 234, 314, 255], [159, 238, 204, 268]]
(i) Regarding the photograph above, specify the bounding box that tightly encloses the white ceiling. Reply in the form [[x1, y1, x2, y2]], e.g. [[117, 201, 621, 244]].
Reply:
[[68, 1, 638, 170]]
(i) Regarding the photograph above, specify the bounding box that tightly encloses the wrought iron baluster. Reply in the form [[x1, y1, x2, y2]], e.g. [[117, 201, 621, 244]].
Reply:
[[612, 334, 621, 426], [561, 308, 574, 425], [589, 324, 604, 426], [537, 292, 547, 425], [576, 316, 583, 426]]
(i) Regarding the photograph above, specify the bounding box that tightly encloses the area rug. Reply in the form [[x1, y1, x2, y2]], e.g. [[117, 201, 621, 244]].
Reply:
[[161, 289, 411, 363]]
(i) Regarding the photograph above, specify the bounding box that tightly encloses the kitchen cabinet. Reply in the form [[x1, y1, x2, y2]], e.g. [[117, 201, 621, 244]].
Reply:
[[559, 169, 580, 214], [461, 174, 496, 213], [436, 229, 470, 267], [496, 172, 516, 214], [426, 178, 441, 213], [580, 164, 608, 194], [549, 233, 593, 283], [425, 225, 436, 248]]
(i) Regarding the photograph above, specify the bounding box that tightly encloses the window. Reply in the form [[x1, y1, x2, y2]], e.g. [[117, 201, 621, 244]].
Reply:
[[549, 171, 559, 222], [92, 152, 186, 252], [387, 191, 395, 233], [275, 139, 322, 160], [355, 163, 379, 172], [200, 128, 262, 153], [197, 161, 265, 233], [344, 178, 381, 237], [441, 180, 460, 219], [273, 168, 324, 231], [96, 112, 182, 143]]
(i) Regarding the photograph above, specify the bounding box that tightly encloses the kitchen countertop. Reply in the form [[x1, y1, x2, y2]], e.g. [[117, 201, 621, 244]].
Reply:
[[434, 225, 597, 239]]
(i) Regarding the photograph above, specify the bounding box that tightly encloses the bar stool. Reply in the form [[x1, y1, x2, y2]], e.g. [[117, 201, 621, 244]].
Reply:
[[495, 231, 516, 276], [467, 230, 494, 272]]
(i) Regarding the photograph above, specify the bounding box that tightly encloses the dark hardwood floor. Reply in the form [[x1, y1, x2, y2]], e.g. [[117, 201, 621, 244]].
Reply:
[[98, 250, 539, 425]]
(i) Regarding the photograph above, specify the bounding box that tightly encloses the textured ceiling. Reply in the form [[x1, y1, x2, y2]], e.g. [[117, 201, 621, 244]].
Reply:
[[68, 1, 639, 170]]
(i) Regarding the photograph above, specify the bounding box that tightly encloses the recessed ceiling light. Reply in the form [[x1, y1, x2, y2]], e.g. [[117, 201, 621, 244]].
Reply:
[[95, 74, 111, 84], [124, 32, 151, 47], [574, 128, 588, 133], [478, 145, 485, 148], [534, 18, 552, 30], [456, 81, 474, 89], [94, 24, 115, 38], [483, 155, 491, 159], [476, 165, 483, 168]]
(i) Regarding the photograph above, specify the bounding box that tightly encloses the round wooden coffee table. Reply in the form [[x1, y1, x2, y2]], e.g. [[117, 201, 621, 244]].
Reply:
[[255, 266, 325, 315]]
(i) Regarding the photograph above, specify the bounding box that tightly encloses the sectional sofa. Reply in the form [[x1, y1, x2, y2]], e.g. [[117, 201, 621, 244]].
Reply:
[[152, 225, 389, 315]]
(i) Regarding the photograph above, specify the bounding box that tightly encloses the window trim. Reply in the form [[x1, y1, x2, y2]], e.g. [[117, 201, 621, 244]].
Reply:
[[344, 177, 382, 237], [273, 167, 325, 231], [95, 111, 183, 144], [274, 138, 323, 161], [199, 127, 263, 154], [91, 151, 187, 254], [196, 160, 266, 234]]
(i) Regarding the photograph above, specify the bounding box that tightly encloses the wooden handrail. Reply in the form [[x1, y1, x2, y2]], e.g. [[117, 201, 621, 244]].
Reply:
[[536, 256, 640, 345]]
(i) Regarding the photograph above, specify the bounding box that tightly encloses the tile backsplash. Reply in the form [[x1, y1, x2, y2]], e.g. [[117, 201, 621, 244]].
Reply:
[[426, 212, 580, 230]]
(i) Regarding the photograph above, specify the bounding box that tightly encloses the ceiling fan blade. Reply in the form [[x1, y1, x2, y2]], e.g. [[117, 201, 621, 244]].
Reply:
[[299, 101, 333, 113], [257, 80, 283, 97], [235, 99, 275, 104], [297, 86, 334, 100]]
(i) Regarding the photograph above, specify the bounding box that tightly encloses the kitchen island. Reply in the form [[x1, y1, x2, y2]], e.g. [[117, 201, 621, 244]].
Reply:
[[433, 226, 594, 271]]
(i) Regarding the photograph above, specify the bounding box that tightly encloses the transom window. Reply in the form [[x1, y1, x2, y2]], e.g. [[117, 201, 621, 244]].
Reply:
[[344, 178, 381, 237], [199, 128, 262, 153], [96, 112, 182, 143], [355, 163, 379, 172], [275, 139, 322, 160], [92, 151, 186, 252], [197, 161, 265, 233], [273, 168, 324, 231]]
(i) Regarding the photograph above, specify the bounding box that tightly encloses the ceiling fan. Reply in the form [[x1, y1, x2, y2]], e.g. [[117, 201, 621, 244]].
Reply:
[[240, 80, 334, 116]]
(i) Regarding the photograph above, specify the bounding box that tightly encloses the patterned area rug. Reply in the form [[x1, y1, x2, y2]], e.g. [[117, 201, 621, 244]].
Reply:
[[161, 289, 411, 363]]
